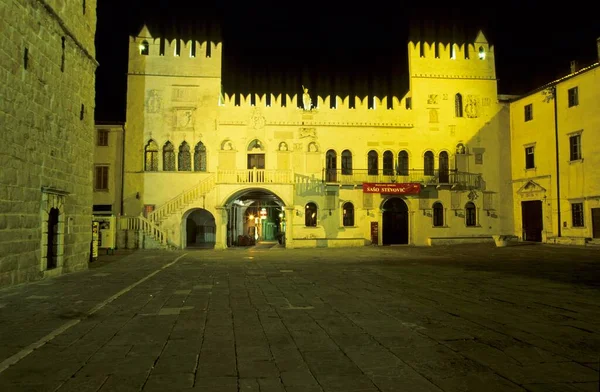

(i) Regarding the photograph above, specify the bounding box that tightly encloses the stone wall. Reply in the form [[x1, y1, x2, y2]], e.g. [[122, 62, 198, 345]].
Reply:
[[0, 0, 97, 287]]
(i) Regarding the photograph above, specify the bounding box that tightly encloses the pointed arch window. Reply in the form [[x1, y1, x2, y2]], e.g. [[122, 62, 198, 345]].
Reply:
[[368, 150, 378, 176], [465, 202, 477, 227], [305, 202, 317, 227], [163, 142, 175, 171], [433, 202, 444, 227], [397, 151, 409, 176], [144, 140, 159, 171], [455, 94, 463, 117], [341, 150, 352, 175], [424, 151, 434, 176], [383, 151, 394, 176], [194, 142, 207, 172], [178, 141, 191, 171], [343, 202, 354, 227]]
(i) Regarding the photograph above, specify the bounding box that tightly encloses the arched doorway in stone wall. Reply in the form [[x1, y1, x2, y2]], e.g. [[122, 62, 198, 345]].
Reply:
[[182, 208, 216, 249], [223, 188, 287, 248], [382, 197, 409, 245]]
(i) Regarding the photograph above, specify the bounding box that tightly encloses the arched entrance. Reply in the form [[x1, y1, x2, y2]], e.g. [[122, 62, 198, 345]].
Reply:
[[182, 209, 216, 249], [382, 197, 409, 245], [224, 188, 287, 248]]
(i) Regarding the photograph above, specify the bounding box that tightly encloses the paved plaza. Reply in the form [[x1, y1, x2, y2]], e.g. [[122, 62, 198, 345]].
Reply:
[[0, 244, 599, 391]]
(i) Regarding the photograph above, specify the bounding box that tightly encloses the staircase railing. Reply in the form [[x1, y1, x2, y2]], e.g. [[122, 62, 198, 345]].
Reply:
[[120, 215, 168, 246], [148, 174, 216, 224]]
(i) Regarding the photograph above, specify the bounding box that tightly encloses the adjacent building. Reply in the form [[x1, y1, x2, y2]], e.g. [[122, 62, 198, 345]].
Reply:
[[509, 43, 600, 245], [0, 0, 98, 286], [116, 26, 514, 249]]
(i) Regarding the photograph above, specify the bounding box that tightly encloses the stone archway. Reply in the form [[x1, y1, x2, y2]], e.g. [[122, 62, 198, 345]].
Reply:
[[182, 208, 216, 249], [223, 188, 287, 248], [382, 197, 409, 245]]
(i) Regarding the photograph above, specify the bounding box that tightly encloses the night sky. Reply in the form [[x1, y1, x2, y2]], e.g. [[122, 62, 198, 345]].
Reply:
[[94, 1, 599, 122]]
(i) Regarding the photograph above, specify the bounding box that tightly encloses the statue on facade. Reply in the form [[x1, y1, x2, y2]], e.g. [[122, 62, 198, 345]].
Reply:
[[302, 85, 312, 111]]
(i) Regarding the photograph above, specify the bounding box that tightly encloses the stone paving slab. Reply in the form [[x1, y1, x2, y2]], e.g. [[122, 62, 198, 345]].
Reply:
[[0, 244, 598, 391]]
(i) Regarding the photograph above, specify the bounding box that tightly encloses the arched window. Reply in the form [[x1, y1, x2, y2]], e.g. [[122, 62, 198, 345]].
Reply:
[[478, 46, 486, 60], [305, 202, 317, 227], [397, 150, 409, 176], [343, 202, 354, 227], [455, 94, 463, 117], [178, 141, 191, 171], [433, 202, 444, 227], [194, 142, 207, 172], [163, 142, 175, 171], [424, 151, 434, 176], [368, 150, 378, 176], [383, 151, 394, 176], [144, 140, 159, 171], [325, 149, 337, 182], [140, 40, 149, 55], [439, 151, 449, 183], [465, 202, 477, 227], [341, 150, 352, 175]]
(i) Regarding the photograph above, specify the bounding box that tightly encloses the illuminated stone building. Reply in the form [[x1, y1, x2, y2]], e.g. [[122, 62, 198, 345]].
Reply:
[[118, 26, 515, 249], [93, 122, 125, 218], [509, 43, 600, 245], [0, 0, 97, 286]]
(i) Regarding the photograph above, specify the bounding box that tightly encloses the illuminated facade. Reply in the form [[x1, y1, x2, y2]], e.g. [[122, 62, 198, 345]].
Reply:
[[0, 0, 97, 287], [93, 122, 125, 217], [119, 26, 515, 249], [509, 53, 600, 245]]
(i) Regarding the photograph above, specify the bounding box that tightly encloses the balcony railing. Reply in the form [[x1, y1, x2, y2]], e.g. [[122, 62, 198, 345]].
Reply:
[[322, 168, 482, 189], [217, 169, 293, 184]]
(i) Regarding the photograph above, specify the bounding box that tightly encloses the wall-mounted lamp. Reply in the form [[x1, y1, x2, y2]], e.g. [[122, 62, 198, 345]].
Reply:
[[135, 192, 140, 199]]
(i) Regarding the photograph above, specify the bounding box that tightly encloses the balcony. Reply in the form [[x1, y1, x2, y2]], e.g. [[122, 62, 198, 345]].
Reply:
[[217, 169, 293, 184], [322, 168, 482, 189]]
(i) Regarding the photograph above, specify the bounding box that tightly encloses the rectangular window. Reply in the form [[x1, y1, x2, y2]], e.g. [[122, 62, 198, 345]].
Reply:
[[94, 166, 109, 191], [568, 87, 579, 107], [97, 129, 109, 146], [524, 104, 533, 122], [569, 134, 582, 161], [571, 202, 584, 227], [525, 146, 535, 169]]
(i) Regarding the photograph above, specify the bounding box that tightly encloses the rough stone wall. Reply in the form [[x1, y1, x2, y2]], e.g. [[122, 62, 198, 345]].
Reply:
[[0, 0, 97, 287]]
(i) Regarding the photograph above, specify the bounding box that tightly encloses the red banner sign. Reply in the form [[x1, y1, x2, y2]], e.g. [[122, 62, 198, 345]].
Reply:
[[362, 183, 421, 194]]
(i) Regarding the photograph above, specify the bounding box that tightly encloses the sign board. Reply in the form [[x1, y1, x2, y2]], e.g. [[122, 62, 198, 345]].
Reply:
[[91, 221, 99, 261], [362, 183, 421, 194], [370, 222, 378, 245]]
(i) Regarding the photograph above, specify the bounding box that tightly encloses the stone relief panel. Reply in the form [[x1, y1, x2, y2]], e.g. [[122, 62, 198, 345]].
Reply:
[[299, 127, 316, 139], [174, 108, 195, 129], [145, 89, 162, 113], [249, 107, 266, 130], [429, 108, 439, 123], [172, 87, 198, 102], [221, 140, 235, 151], [464, 95, 480, 118]]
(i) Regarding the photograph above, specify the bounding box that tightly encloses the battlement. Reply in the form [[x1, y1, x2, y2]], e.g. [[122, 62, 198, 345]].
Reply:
[[220, 92, 410, 112], [128, 25, 222, 77], [408, 30, 496, 80]]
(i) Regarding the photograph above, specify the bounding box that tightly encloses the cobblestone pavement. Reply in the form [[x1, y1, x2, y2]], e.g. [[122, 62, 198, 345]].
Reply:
[[0, 244, 599, 392]]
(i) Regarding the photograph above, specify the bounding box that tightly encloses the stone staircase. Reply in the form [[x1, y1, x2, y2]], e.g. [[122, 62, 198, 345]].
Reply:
[[121, 175, 216, 249], [148, 174, 216, 225]]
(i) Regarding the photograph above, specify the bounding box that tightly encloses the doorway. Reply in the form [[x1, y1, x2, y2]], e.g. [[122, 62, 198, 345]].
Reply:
[[521, 200, 543, 242], [382, 198, 409, 245], [592, 208, 600, 238], [184, 209, 216, 249], [47, 208, 59, 269]]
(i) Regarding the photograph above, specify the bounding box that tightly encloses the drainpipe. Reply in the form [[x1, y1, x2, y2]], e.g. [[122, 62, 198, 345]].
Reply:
[[552, 86, 561, 237], [120, 123, 126, 216]]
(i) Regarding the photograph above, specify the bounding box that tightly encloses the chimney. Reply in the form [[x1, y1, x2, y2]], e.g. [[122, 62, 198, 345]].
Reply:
[[570, 60, 578, 73]]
